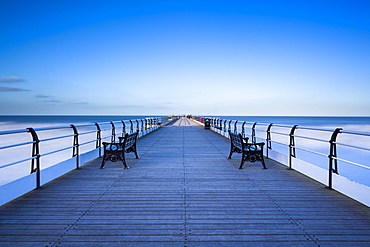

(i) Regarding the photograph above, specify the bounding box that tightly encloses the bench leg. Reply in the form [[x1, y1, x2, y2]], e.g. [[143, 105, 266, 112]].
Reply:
[[261, 156, 267, 169], [132, 144, 140, 159], [133, 149, 140, 159], [228, 150, 233, 159], [121, 152, 129, 169], [239, 153, 246, 169], [100, 154, 107, 169], [126, 145, 140, 159], [228, 145, 237, 159]]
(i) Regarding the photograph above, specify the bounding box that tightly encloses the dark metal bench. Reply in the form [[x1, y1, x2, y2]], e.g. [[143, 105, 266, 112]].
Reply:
[[228, 131, 267, 169], [100, 132, 139, 169]]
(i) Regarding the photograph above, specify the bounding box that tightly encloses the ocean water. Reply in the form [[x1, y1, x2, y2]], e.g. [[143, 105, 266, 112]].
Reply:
[[1, 115, 369, 187]]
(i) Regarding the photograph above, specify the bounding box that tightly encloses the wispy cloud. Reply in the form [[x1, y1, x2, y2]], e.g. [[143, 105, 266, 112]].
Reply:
[[35, 94, 52, 98], [113, 105, 144, 108], [0, 86, 29, 92], [0, 76, 28, 92], [41, 100, 62, 103], [70, 102, 89, 105], [0, 76, 25, 83]]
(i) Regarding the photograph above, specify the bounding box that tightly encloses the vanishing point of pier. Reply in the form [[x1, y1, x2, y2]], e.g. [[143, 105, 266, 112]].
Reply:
[[1, 118, 370, 246]]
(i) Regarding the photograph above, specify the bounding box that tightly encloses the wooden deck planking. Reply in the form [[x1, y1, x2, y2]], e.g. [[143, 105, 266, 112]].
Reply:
[[0, 118, 370, 247]]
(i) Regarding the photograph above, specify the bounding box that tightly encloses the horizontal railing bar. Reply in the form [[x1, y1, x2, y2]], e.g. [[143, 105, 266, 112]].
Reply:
[[41, 146, 74, 157], [0, 129, 29, 135], [224, 120, 293, 129], [0, 156, 36, 169], [294, 146, 327, 157], [297, 126, 335, 132], [101, 136, 112, 142], [253, 122, 270, 126], [268, 124, 293, 128], [255, 128, 267, 132], [270, 140, 289, 146], [293, 134, 328, 143], [70, 123, 94, 128], [77, 130, 97, 135], [97, 120, 129, 126], [80, 140, 97, 146], [33, 125, 71, 131], [341, 130, 370, 136], [336, 142, 370, 152], [334, 157, 370, 170], [0, 141, 35, 150], [269, 131, 290, 136], [40, 134, 75, 143], [237, 121, 256, 125], [252, 126, 331, 133]]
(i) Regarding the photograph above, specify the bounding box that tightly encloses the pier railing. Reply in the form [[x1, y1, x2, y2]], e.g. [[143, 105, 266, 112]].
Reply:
[[196, 117, 370, 206], [0, 116, 175, 205]]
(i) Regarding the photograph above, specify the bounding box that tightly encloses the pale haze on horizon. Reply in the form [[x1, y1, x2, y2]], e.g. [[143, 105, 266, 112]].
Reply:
[[1, 0, 369, 116]]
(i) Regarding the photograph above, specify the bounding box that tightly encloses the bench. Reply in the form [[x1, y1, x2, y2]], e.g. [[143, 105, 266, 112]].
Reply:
[[228, 131, 267, 169], [100, 132, 139, 169]]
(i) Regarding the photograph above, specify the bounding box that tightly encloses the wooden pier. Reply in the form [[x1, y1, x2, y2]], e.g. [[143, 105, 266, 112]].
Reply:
[[1, 118, 370, 246]]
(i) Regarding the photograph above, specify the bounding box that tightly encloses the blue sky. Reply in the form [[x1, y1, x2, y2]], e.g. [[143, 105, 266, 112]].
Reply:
[[1, 0, 369, 116]]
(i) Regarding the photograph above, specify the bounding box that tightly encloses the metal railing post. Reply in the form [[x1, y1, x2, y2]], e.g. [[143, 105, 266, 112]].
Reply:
[[27, 128, 41, 189], [110, 122, 116, 142], [327, 128, 342, 189], [95, 123, 102, 157], [135, 120, 140, 133], [266, 123, 273, 158], [234, 121, 238, 133], [121, 121, 126, 137], [251, 122, 257, 143], [129, 120, 133, 133], [241, 121, 246, 138], [289, 125, 298, 170], [223, 120, 227, 135], [71, 124, 80, 169]]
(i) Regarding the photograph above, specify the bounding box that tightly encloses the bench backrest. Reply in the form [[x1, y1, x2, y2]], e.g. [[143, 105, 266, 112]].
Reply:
[[229, 131, 244, 150], [122, 132, 138, 149]]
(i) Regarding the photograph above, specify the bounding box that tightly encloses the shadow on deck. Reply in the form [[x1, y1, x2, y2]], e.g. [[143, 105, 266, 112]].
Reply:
[[1, 118, 370, 246]]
